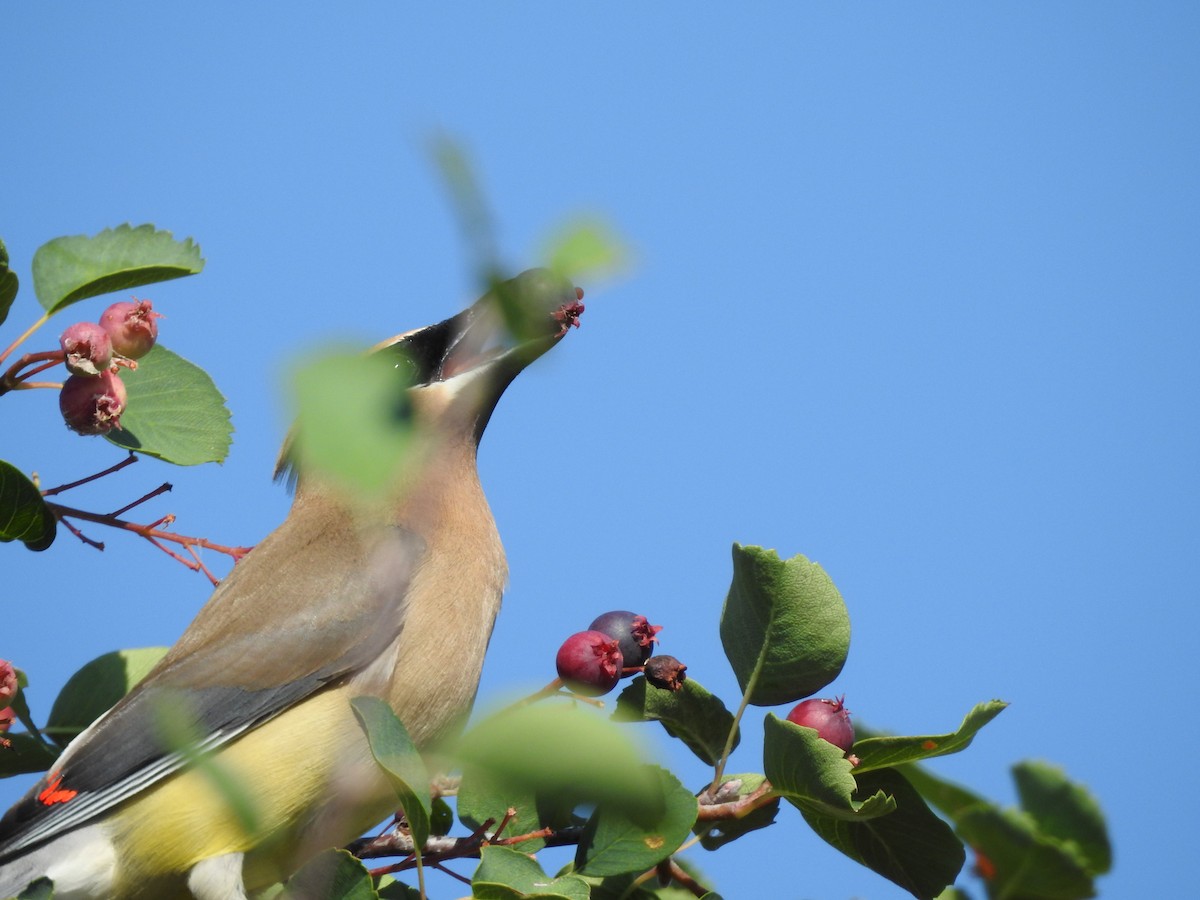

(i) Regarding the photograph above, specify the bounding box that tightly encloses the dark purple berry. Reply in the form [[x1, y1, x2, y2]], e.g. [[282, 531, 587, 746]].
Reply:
[[588, 610, 662, 667], [786, 696, 855, 752], [99, 298, 161, 359], [644, 655, 687, 692], [59, 322, 113, 376], [59, 370, 127, 435], [556, 630, 623, 696]]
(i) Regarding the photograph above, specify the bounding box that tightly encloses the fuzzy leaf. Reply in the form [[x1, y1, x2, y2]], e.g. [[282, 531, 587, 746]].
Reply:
[[763, 714, 894, 821], [350, 697, 431, 848], [473, 846, 590, 899], [801, 768, 965, 900], [281, 849, 379, 900], [851, 701, 1008, 773], [1013, 761, 1111, 876], [575, 766, 698, 877], [613, 676, 738, 766], [719, 544, 849, 706], [104, 345, 232, 465], [0, 238, 18, 328], [457, 767, 544, 851], [31, 224, 203, 315], [0, 461, 56, 551]]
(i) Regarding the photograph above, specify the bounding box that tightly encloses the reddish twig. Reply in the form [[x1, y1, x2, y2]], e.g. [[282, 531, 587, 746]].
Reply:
[[0, 349, 65, 396], [45, 500, 252, 585]]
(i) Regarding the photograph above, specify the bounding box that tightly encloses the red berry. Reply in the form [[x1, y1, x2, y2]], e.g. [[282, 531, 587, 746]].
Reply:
[[785, 696, 855, 752], [59, 370, 127, 435], [588, 610, 663, 667], [99, 298, 161, 359], [59, 322, 113, 376], [556, 630, 623, 696], [0, 660, 17, 705]]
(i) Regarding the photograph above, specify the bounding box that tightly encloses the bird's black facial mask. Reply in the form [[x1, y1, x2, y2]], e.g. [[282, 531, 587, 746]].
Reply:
[[383, 269, 584, 389]]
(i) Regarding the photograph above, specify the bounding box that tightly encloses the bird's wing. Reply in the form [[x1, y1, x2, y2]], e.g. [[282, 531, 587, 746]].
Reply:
[[0, 508, 425, 860]]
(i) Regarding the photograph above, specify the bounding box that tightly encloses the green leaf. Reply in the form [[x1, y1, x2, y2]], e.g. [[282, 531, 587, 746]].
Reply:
[[281, 849, 379, 900], [719, 544, 849, 706], [0, 461, 56, 551], [1013, 761, 1111, 876], [15, 877, 54, 900], [0, 238, 18, 328], [429, 796, 454, 836], [350, 696, 431, 848], [376, 879, 422, 899], [896, 763, 989, 821], [454, 703, 659, 822], [851, 701, 1008, 774], [613, 675, 738, 766], [801, 768, 965, 900], [0, 733, 60, 778], [578, 870, 722, 900], [694, 773, 780, 851], [457, 767, 544, 851], [288, 349, 418, 497], [105, 345, 232, 465], [575, 766, 698, 877], [473, 846, 590, 899], [542, 218, 629, 282], [955, 805, 1096, 900], [45, 647, 168, 745], [762, 714, 894, 821], [31, 224, 203, 316]]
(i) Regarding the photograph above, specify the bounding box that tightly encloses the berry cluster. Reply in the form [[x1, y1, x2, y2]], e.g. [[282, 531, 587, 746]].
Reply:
[[555, 609, 685, 696], [58, 299, 161, 435]]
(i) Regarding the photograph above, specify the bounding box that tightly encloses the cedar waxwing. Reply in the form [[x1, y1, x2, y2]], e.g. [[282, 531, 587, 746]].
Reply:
[[0, 269, 585, 899]]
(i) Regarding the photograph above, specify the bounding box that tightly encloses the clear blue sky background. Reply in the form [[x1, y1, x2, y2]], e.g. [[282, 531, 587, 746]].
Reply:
[[5, 5, 1197, 898]]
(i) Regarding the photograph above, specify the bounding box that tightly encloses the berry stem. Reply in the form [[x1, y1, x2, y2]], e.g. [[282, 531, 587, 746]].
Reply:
[[0, 312, 50, 370], [0, 348, 66, 396]]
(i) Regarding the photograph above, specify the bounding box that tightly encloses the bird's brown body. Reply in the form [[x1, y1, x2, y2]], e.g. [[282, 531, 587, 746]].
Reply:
[[0, 269, 583, 899]]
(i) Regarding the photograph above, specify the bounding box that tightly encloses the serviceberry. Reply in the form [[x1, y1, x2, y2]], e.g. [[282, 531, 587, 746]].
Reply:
[[556, 630, 623, 696], [100, 298, 161, 359], [59, 370, 127, 435], [786, 696, 855, 752]]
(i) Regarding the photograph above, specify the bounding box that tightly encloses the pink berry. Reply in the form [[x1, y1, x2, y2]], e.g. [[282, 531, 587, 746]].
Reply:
[[0, 707, 12, 734], [556, 630, 623, 696], [588, 610, 663, 667], [59, 322, 114, 376], [99, 298, 161, 359], [785, 696, 855, 752], [59, 370, 128, 435], [0, 660, 17, 705]]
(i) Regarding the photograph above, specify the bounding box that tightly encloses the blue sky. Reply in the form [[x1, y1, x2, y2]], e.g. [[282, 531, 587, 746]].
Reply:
[[5, 4, 1198, 897]]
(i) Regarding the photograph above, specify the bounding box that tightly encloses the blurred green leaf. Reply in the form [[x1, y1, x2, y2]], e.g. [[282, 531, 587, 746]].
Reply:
[[455, 703, 659, 822], [542, 218, 628, 282], [376, 878, 422, 899], [1013, 761, 1111, 876], [0, 238, 18, 328], [457, 766, 544, 851], [105, 345, 232, 465], [350, 696, 431, 848], [851, 701, 1008, 774], [15, 877, 54, 900], [0, 460, 56, 551], [694, 773, 780, 851], [45, 647, 168, 745], [956, 805, 1096, 900], [763, 714, 894, 821], [281, 849, 379, 900], [896, 763, 989, 821], [575, 766, 697, 877], [801, 768, 965, 900], [472, 846, 590, 899], [719, 544, 849, 706], [613, 675, 738, 766], [31, 224, 203, 316], [288, 350, 417, 497], [429, 796, 454, 836]]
